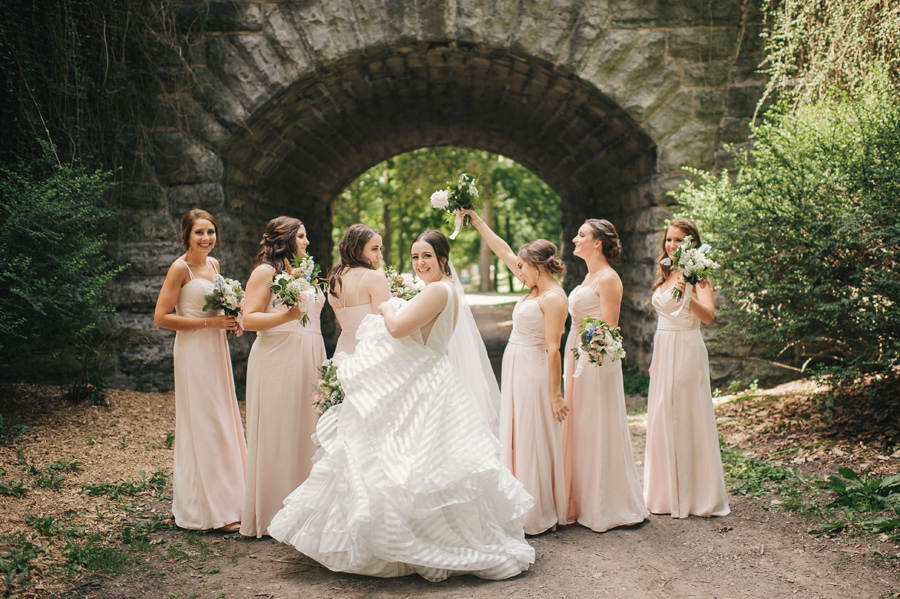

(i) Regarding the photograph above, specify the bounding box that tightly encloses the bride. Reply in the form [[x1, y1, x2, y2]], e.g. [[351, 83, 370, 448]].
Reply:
[[268, 230, 534, 582]]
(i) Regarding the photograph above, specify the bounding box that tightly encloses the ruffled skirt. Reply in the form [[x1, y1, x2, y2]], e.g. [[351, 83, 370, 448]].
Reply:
[[268, 315, 535, 581]]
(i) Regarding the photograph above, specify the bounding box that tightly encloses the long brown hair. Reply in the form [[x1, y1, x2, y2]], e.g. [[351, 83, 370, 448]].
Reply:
[[650, 217, 702, 295], [328, 224, 381, 297], [181, 208, 220, 254], [255, 216, 303, 276]]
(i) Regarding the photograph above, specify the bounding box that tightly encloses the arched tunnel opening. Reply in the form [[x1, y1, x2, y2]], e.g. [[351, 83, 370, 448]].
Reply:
[[219, 42, 658, 364]]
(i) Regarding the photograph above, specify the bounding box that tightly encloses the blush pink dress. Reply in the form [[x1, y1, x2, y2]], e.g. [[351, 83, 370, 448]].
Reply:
[[241, 287, 327, 537], [499, 289, 567, 534], [643, 285, 730, 518], [172, 260, 247, 530], [562, 284, 648, 531], [332, 270, 374, 357]]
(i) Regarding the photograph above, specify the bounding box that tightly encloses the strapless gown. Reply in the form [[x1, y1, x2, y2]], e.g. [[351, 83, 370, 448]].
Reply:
[[268, 282, 535, 581], [499, 292, 567, 534], [241, 290, 327, 537], [172, 276, 247, 529], [643, 286, 730, 518], [562, 285, 647, 531]]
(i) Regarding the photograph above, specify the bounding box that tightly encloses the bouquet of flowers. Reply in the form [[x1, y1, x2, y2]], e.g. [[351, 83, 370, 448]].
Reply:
[[430, 172, 480, 239], [269, 255, 323, 326], [661, 235, 719, 315], [202, 275, 245, 340], [571, 317, 625, 377], [312, 358, 345, 415], [385, 266, 424, 300]]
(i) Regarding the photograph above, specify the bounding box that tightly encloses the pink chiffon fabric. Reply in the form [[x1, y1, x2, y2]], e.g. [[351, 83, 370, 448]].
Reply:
[[499, 291, 567, 534], [562, 285, 648, 531], [172, 270, 247, 530], [643, 285, 730, 518], [241, 290, 327, 537]]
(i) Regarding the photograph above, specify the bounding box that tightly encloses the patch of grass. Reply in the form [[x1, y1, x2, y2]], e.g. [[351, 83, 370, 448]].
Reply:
[[0, 478, 27, 498], [33, 471, 66, 491], [63, 533, 130, 576], [0, 414, 28, 446], [0, 532, 46, 596], [164, 430, 175, 449], [118, 434, 129, 449], [721, 448, 802, 497], [83, 468, 170, 500]]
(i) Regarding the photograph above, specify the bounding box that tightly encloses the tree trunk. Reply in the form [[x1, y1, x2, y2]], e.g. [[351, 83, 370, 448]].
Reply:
[[479, 202, 495, 291]]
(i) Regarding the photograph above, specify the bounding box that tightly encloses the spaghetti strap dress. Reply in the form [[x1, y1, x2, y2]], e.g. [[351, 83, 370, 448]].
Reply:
[[643, 285, 730, 518], [562, 284, 648, 531], [241, 287, 327, 537], [333, 270, 374, 356], [499, 288, 568, 534], [172, 259, 247, 529]]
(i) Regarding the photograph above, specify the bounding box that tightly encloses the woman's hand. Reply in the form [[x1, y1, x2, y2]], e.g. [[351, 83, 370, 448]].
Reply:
[[287, 306, 306, 321], [377, 301, 395, 316], [674, 274, 686, 294], [209, 315, 238, 330], [551, 393, 568, 422]]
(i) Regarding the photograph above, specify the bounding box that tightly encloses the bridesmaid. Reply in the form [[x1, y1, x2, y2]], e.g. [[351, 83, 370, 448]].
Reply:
[[327, 224, 391, 356], [240, 217, 327, 538], [154, 208, 247, 531], [644, 217, 730, 518], [563, 219, 648, 532], [464, 209, 568, 535]]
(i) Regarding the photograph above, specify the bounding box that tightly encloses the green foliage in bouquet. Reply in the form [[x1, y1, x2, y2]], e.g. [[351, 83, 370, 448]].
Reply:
[[675, 76, 900, 394], [0, 149, 125, 380]]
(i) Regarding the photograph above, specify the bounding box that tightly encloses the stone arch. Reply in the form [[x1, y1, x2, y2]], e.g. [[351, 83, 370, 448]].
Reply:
[[117, 0, 764, 389]]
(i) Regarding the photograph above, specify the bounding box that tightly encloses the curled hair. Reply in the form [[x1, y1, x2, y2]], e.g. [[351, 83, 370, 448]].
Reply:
[[585, 218, 622, 262], [328, 224, 381, 297], [412, 230, 451, 277], [181, 208, 220, 254], [518, 239, 566, 276], [255, 216, 303, 275], [650, 217, 702, 295]]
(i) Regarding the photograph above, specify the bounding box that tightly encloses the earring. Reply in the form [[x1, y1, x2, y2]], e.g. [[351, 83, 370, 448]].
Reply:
[[593, 250, 600, 257]]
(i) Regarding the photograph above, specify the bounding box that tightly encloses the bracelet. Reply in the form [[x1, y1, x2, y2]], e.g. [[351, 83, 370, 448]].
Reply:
[[204, 318, 208, 329]]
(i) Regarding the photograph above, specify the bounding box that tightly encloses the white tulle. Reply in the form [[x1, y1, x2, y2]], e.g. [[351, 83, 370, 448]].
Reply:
[[446, 261, 502, 437], [268, 282, 534, 582]]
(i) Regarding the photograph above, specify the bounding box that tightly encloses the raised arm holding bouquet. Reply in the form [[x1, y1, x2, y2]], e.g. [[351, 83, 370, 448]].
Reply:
[[430, 172, 480, 239]]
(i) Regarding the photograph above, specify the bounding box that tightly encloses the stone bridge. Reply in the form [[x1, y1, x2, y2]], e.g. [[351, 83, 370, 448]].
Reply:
[[114, 0, 770, 390]]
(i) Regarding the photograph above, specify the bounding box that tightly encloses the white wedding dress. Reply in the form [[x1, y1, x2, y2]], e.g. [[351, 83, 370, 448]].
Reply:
[[268, 281, 535, 582]]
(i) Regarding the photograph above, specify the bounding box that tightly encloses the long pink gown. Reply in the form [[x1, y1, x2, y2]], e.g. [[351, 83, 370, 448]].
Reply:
[[332, 271, 374, 356], [241, 289, 327, 537], [499, 290, 567, 534], [172, 261, 247, 529], [644, 285, 730, 518], [562, 285, 648, 531]]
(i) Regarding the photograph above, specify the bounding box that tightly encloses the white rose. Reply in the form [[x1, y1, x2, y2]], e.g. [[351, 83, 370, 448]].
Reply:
[[430, 190, 450, 210]]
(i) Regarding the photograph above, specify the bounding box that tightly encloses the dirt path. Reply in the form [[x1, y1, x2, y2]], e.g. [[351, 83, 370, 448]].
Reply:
[[89, 420, 893, 599]]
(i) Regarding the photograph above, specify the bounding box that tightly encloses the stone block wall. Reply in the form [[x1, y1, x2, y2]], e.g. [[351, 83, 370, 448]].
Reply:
[[108, 0, 772, 390]]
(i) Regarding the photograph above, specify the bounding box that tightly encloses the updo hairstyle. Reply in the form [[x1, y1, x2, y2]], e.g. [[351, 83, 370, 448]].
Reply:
[[585, 218, 622, 262], [518, 239, 566, 276]]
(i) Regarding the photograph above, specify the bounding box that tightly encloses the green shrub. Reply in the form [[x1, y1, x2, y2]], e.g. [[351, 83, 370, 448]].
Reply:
[[677, 77, 900, 391], [0, 151, 125, 380]]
